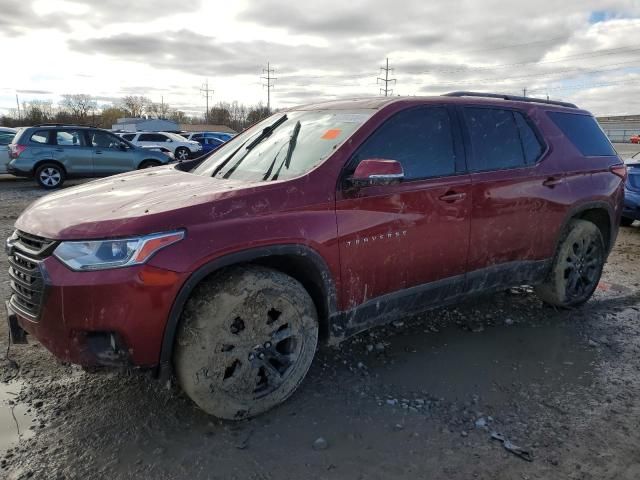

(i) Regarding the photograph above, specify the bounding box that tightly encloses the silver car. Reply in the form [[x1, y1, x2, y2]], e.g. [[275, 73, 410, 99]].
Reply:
[[0, 127, 17, 173]]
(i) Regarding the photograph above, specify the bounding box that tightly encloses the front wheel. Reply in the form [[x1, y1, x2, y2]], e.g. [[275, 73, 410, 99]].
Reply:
[[174, 266, 319, 419], [535, 219, 605, 307], [35, 162, 66, 189], [175, 147, 190, 161], [139, 160, 161, 169]]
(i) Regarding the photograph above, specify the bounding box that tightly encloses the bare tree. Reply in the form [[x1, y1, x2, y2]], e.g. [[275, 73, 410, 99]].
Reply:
[[60, 94, 97, 120], [120, 96, 150, 117]]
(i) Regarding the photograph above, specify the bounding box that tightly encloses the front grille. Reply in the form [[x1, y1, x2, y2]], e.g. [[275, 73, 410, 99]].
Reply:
[[7, 230, 56, 319]]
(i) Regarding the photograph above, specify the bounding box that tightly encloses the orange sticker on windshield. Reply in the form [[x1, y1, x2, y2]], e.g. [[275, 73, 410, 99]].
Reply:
[[321, 129, 341, 139]]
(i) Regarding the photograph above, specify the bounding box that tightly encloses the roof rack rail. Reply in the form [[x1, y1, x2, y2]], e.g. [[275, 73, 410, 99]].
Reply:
[[34, 123, 97, 128], [442, 91, 578, 109]]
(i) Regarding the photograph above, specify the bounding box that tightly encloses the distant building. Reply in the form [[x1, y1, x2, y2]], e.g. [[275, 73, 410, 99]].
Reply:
[[112, 118, 179, 132], [180, 123, 237, 134], [597, 115, 640, 143]]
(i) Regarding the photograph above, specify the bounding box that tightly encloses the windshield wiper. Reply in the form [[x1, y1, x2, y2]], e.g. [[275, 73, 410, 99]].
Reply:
[[220, 114, 288, 179], [271, 121, 301, 181], [211, 114, 288, 179]]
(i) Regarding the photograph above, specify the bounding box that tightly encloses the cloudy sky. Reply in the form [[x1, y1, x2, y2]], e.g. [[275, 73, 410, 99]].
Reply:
[[1, 0, 639, 116]]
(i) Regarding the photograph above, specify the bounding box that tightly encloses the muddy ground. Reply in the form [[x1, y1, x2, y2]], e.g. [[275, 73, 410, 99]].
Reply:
[[1, 147, 639, 479]]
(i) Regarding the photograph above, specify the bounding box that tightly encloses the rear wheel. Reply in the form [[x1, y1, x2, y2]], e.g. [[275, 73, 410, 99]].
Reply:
[[174, 265, 319, 419], [35, 162, 65, 189], [175, 147, 190, 161], [535, 219, 605, 307], [621, 217, 634, 227]]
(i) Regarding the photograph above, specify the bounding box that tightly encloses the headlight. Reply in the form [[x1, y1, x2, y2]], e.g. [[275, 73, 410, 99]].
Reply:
[[53, 231, 184, 271]]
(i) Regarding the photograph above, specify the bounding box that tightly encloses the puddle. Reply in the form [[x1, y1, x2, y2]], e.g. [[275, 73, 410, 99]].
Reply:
[[373, 319, 597, 407], [0, 380, 34, 453]]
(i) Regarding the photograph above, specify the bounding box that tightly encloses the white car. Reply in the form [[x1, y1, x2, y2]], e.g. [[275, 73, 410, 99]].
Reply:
[[119, 131, 202, 160], [0, 127, 18, 173]]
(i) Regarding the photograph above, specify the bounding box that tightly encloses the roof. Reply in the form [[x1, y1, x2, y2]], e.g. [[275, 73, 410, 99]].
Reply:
[[291, 93, 584, 113], [114, 118, 178, 125]]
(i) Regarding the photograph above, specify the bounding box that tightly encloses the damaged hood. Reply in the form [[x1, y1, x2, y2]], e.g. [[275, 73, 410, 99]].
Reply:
[[15, 167, 253, 239]]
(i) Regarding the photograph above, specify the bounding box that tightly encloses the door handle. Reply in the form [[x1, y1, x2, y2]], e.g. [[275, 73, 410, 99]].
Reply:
[[438, 191, 467, 203], [95, 150, 103, 154], [542, 176, 564, 188]]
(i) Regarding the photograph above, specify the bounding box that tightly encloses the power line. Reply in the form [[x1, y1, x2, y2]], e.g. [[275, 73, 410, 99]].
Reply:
[[377, 57, 396, 96], [261, 62, 277, 113], [200, 79, 214, 122]]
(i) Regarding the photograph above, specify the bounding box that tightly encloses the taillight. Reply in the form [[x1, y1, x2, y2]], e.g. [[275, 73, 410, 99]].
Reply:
[[610, 164, 628, 181], [8, 144, 26, 159]]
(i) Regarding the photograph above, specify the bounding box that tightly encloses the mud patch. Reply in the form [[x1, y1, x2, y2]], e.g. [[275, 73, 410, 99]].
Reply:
[[0, 380, 34, 453]]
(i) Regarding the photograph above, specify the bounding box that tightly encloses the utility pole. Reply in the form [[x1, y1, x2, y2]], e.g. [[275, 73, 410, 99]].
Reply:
[[161, 95, 164, 119], [15, 94, 20, 120], [200, 79, 214, 122], [261, 62, 276, 113], [377, 57, 396, 96], [522, 87, 527, 97]]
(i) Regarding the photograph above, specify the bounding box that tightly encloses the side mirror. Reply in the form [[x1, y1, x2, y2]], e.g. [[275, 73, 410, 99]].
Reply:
[[119, 142, 129, 150], [351, 159, 404, 186]]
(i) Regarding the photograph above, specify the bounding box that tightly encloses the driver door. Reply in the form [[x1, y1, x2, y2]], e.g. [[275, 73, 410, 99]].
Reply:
[[335, 105, 471, 313], [88, 130, 136, 175]]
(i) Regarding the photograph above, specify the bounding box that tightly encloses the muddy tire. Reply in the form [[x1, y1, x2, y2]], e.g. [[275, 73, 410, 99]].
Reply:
[[174, 265, 319, 419], [535, 219, 605, 307]]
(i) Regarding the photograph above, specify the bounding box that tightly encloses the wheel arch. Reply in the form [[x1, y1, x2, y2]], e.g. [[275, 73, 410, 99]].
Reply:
[[157, 244, 338, 379], [558, 201, 616, 253], [34, 159, 67, 175]]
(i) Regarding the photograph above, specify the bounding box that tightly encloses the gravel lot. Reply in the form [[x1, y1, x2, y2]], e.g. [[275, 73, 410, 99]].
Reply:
[[1, 148, 639, 479]]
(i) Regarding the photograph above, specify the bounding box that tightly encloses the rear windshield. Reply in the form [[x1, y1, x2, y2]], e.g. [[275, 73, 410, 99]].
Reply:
[[547, 112, 616, 157], [193, 109, 374, 182]]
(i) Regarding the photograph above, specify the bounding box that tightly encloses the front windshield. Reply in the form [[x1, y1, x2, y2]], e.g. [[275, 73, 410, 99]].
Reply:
[[192, 109, 374, 182]]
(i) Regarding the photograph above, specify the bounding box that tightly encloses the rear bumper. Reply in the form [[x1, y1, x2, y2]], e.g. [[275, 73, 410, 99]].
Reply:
[[6, 163, 32, 177], [11, 256, 189, 367]]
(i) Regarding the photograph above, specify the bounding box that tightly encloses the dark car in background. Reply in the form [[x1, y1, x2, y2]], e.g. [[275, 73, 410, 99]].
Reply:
[[192, 135, 225, 154], [622, 152, 640, 225], [7, 125, 172, 188], [181, 131, 235, 143]]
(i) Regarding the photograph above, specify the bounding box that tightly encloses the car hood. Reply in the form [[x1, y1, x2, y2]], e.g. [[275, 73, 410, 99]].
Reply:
[[15, 167, 257, 239]]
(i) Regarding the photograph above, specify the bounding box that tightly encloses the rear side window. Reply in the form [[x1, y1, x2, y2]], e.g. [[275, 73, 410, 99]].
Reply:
[[55, 130, 86, 147], [547, 112, 616, 156], [353, 106, 457, 180], [138, 133, 167, 142], [30, 130, 50, 144], [121, 133, 135, 141], [514, 112, 543, 164], [464, 108, 525, 171]]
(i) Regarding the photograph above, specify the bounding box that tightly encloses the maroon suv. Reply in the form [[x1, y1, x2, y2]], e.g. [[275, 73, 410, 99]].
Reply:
[[6, 92, 625, 419]]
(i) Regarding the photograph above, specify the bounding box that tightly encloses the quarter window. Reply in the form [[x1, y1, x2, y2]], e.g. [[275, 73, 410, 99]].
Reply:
[[464, 108, 526, 171], [30, 130, 50, 144], [547, 112, 616, 157], [352, 107, 457, 180]]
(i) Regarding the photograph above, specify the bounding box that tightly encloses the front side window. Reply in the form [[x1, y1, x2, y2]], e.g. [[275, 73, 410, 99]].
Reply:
[[90, 131, 123, 149], [464, 107, 525, 171], [351, 106, 457, 180], [55, 130, 86, 147], [138, 133, 165, 142], [193, 109, 374, 182]]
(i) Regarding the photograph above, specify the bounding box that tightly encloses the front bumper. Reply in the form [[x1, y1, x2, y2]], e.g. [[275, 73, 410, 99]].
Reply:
[[10, 255, 189, 367]]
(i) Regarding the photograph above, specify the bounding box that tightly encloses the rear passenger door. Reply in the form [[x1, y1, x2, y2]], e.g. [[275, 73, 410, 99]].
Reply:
[[52, 129, 93, 175], [460, 106, 566, 284]]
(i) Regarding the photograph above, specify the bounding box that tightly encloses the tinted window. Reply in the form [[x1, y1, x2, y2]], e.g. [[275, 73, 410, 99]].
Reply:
[[514, 112, 543, 164], [30, 130, 50, 144], [548, 112, 616, 156], [353, 107, 456, 180], [464, 108, 525, 171], [55, 130, 86, 147], [121, 134, 135, 141], [0, 132, 14, 145], [138, 133, 167, 142]]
